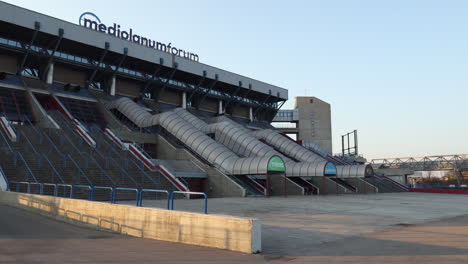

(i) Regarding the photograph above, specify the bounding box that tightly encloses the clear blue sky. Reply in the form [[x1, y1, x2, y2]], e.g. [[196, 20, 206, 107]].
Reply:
[[5, 0, 468, 159]]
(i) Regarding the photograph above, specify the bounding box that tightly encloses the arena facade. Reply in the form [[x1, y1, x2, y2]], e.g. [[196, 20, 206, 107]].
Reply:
[[0, 2, 400, 199]]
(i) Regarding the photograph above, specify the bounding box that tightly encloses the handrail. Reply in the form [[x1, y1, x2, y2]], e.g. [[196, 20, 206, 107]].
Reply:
[[87, 141, 134, 186], [35, 123, 67, 161], [138, 189, 170, 209], [171, 191, 208, 214], [0, 165, 8, 191], [9, 181, 33, 193], [0, 125, 14, 153], [56, 184, 73, 198], [0, 114, 17, 142], [42, 183, 58, 196], [52, 111, 88, 145], [29, 182, 43, 194], [17, 130, 42, 168], [95, 127, 158, 185], [4, 181, 205, 214], [88, 155, 117, 186], [377, 174, 409, 191], [53, 116, 121, 187], [92, 186, 114, 202], [92, 125, 160, 186], [71, 185, 93, 200], [22, 115, 43, 143], [112, 187, 139, 206], [41, 153, 65, 184], [66, 154, 92, 185], [14, 152, 38, 183], [360, 178, 379, 193]]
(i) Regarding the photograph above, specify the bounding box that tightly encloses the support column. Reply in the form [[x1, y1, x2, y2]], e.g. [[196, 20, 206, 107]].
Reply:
[[182, 92, 187, 109], [249, 107, 253, 121], [110, 76, 116, 96], [46, 63, 54, 84], [218, 100, 224, 114]]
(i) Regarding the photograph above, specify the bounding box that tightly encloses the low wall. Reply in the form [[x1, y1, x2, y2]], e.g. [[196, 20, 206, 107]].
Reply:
[[0, 191, 261, 253]]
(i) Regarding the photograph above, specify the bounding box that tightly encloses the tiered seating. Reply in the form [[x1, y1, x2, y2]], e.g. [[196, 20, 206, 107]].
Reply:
[[58, 97, 106, 128], [0, 87, 32, 121]]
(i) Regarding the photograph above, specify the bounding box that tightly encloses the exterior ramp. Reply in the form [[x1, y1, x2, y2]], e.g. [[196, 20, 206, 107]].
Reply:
[[109, 98, 279, 175], [173, 109, 336, 177], [204, 114, 373, 179], [253, 129, 372, 178]]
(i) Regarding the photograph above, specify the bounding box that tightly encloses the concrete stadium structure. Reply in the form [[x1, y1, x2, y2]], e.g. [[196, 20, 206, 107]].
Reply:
[[0, 1, 406, 202]]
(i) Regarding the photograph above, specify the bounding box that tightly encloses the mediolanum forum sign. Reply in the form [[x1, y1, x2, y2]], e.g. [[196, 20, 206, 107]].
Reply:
[[79, 12, 199, 62]]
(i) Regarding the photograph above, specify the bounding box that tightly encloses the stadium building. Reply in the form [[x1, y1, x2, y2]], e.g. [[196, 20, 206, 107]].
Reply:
[[0, 2, 404, 200]]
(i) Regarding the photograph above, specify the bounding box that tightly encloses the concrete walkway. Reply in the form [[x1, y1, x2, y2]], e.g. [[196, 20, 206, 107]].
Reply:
[[0, 205, 265, 263], [2, 193, 468, 263], [127, 192, 468, 263]]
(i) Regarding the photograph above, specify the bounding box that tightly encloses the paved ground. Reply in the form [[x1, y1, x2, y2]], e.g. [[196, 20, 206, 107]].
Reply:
[[127, 193, 468, 263], [0, 205, 265, 263], [2, 193, 468, 263]]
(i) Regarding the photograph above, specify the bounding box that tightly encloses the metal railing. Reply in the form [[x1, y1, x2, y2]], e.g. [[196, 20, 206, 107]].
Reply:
[[0, 124, 14, 153], [66, 154, 92, 185], [53, 113, 136, 187], [22, 115, 43, 143], [171, 191, 208, 214], [0, 165, 8, 191], [111, 187, 140, 206], [6, 182, 209, 214], [41, 153, 65, 184], [91, 125, 160, 186], [56, 184, 73, 197], [13, 152, 38, 183], [138, 189, 171, 209], [71, 185, 94, 200], [92, 186, 114, 201]]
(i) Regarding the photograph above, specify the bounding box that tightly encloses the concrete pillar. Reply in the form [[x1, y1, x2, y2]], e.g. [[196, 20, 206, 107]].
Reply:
[[46, 63, 54, 84], [182, 92, 187, 109], [218, 100, 224, 114], [249, 107, 253, 121], [110, 76, 116, 96]]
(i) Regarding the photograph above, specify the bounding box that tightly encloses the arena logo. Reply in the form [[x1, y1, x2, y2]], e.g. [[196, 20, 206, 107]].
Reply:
[[78, 12, 199, 62]]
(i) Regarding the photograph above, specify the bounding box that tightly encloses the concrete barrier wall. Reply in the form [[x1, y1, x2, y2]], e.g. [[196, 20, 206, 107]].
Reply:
[[0, 191, 261, 253]]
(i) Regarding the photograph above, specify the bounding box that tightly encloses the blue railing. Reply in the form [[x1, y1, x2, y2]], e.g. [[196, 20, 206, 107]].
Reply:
[[87, 123, 160, 187], [138, 189, 171, 209], [72, 185, 93, 200], [171, 191, 208, 214], [41, 153, 65, 184], [56, 184, 73, 198], [42, 183, 58, 196], [66, 154, 92, 185], [112, 187, 139, 206], [0, 124, 14, 153], [92, 186, 114, 201], [6, 182, 208, 214], [22, 115, 43, 143], [13, 152, 38, 183]]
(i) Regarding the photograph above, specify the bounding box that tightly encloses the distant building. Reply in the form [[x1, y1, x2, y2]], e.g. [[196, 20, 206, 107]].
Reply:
[[272, 96, 332, 153]]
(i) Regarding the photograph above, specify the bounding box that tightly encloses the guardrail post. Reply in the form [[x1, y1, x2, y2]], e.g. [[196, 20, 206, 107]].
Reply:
[[90, 187, 94, 201]]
